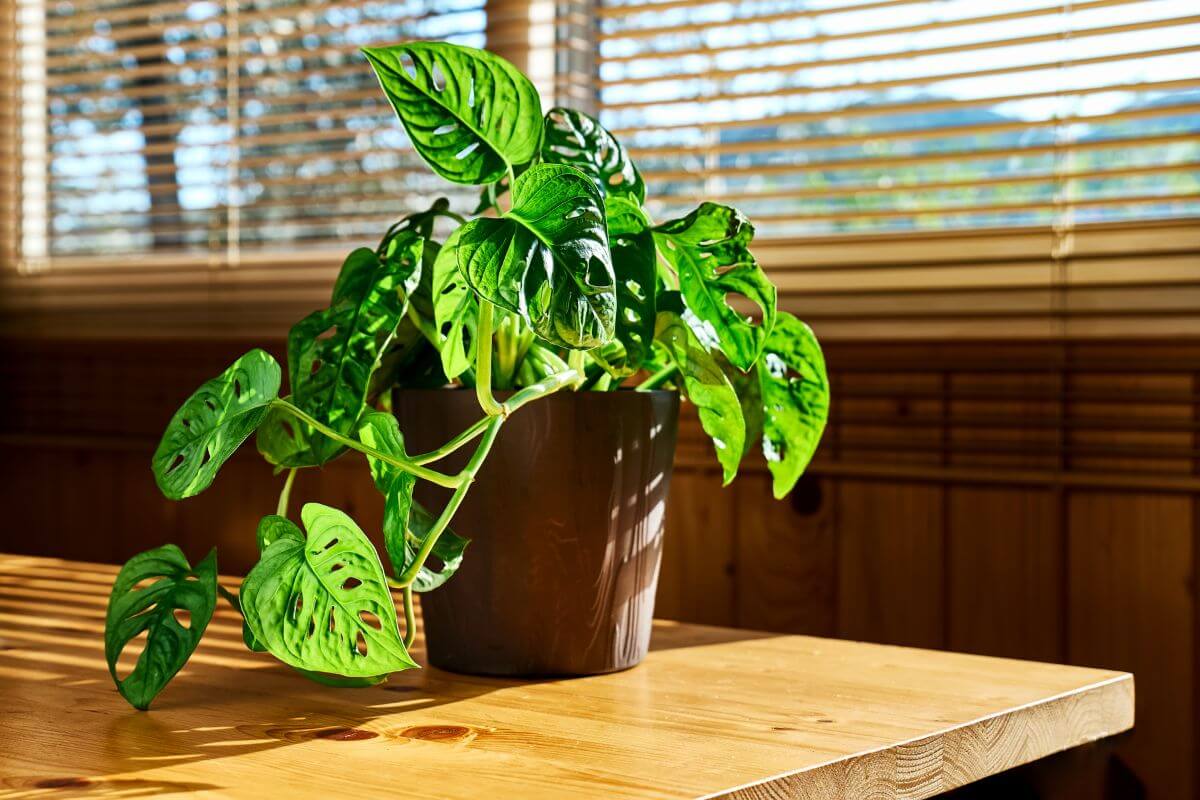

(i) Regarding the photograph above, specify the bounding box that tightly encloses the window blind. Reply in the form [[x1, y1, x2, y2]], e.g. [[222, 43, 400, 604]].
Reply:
[[598, 0, 1200, 338]]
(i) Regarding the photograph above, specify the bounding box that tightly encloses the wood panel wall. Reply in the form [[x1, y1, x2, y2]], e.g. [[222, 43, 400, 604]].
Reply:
[[0, 337, 1196, 799]]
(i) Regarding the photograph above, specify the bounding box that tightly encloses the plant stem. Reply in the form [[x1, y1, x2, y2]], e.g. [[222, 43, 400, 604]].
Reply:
[[637, 363, 678, 391], [474, 301, 505, 417], [276, 468, 297, 518], [217, 584, 241, 613], [406, 304, 442, 349], [268, 399, 460, 488], [568, 349, 585, 389], [402, 585, 416, 649], [410, 415, 491, 465]]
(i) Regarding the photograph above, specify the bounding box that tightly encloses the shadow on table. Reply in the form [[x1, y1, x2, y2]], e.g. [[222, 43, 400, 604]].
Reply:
[[647, 618, 779, 652]]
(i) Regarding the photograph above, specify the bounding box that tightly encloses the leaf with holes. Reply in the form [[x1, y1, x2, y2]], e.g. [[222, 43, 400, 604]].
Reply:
[[152, 349, 281, 500], [363, 41, 543, 185], [757, 312, 830, 499], [240, 503, 417, 677], [591, 196, 656, 376], [458, 163, 616, 350], [104, 545, 218, 710], [655, 292, 745, 484], [432, 227, 478, 380], [542, 107, 644, 203], [358, 412, 469, 591], [654, 203, 777, 371]]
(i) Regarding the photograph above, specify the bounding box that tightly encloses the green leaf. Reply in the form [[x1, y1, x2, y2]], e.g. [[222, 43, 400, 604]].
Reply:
[[363, 42, 543, 185], [358, 412, 469, 592], [654, 292, 745, 484], [104, 545, 218, 710], [261, 244, 421, 466], [152, 349, 281, 500], [432, 227, 478, 380], [256, 514, 303, 553], [654, 203, 777, 371], [592, 196, 656, 376], [458, 163, 616, 350], [542, 107, 644, 203], [240, 503, 418, 677], [757, 312, 830, 499]]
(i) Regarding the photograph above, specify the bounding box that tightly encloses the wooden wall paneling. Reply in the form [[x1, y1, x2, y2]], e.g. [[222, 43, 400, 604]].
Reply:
[[835, 479, 945, 649], [1067, 491, 1195, 800], [945, 486, 1063, 662], [734, 474, 837, 636], [655, 468, 738, 626]]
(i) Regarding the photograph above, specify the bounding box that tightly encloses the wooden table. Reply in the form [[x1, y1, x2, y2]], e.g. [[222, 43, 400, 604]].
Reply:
[[0, 555, 1133, 799]]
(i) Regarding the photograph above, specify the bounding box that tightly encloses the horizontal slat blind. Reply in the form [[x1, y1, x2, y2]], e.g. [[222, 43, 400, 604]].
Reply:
[[599, 0, 1200, 338], [23, 0, 487, 264]]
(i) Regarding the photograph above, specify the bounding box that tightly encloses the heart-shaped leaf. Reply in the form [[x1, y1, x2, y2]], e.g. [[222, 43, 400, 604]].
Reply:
[[104, 545, 218, 710], [259, 244, 422, 467], [757, 312, 830, 498], [655, 292, 745, 484], [542, 107, 645, 203], [256, 514, 303, 552], [432, 227, 478, 380], [654, 203, 777, 371], [458, 163, 616, 350], [240, 503, 417, 677], [358, 412, 469, 592], [592, 196, 656, 376], [152, 349, 281, 500], [363, 42, 543, 185]]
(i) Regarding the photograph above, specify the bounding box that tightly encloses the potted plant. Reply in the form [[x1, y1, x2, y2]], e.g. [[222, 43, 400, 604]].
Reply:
[[102, 41, 830, 709]]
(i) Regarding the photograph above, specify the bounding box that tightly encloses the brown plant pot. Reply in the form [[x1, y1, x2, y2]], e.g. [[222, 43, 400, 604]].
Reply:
[[392, 388, 680, 677]]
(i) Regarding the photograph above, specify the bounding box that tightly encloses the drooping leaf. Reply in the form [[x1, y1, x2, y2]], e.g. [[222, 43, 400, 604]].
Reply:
[[542, 107, 645, 203], [592, 196, 656, 376], [256, 514, 303, 553], [358, 412, 469, 592], [654, 203, 777, 371], [152, 349, 281, 500], [104, 545, 218, 710], [259, 244, 422, 466], [432, 227, 478, 380], [458, 163, 616, 350], [240, 503, 417, 677], [363, 42, 543, 185], [654, 292, 745, 484], [757, 312, 830, 498]]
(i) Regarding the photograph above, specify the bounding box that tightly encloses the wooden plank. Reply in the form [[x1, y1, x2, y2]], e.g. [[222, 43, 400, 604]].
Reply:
[[0, 555, 1133, 800], [656, 469, 737, 626], [836, 480, 945, 649], [1067, 492, 1195, 800], [946, 487, 1063, 662]]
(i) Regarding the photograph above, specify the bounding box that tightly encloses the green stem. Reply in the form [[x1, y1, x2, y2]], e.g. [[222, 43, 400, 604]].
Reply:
[[402, 585, 416, 649], [406, 304, 442, 349], [568, 350, 585, 389], [276, 468, 297, 518], [217, 584, 241, 613], [474, 301, 505, 417], [410, 415, 491, 465], [637, 364, 678, 391], [268, 399, 460, 488]]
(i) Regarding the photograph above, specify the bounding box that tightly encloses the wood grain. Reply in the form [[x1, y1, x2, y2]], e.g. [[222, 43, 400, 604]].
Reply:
[[0, 555, 1133, 800]]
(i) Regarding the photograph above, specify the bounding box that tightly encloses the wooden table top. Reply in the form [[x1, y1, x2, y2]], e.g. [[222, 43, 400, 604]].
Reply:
[[0, 555, 1133, 799]]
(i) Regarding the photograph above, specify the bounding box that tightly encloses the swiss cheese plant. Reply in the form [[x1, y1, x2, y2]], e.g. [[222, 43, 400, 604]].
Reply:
[[104, 41, 830, 709]]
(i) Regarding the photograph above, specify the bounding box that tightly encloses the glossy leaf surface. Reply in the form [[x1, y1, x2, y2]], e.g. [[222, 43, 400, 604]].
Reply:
[[757, 312, 830, 498], [104, 545, 217, 709], [152, 349, 281, 500], [655, 292, 745, 484], [358, 412, 469, 591], [240, 503, 417, 677], [593, 196, 656, 376], [432, 227, 478, 380], [458, 163, 616, 349], [654, 203, 776, 371], [363, 42, 542, 185], [542, 107, 644, 203]]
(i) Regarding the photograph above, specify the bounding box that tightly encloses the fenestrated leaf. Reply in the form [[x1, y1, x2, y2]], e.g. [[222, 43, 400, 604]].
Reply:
[[458, 163, 616, 350], [757, 312, 830, 499], [240, 503, 417, 677], [259, 243, 422, 466], [654, 292, 745, 484], [104, 545, 218, 710], [152, 349, 281, 500], [542, 107, 644, 203], [654, 203, 777, 371], [358, 412, 469, 592], [363, 42, 542, 185], [432, 227, 478, 380], [592, 196, 656, 376]]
